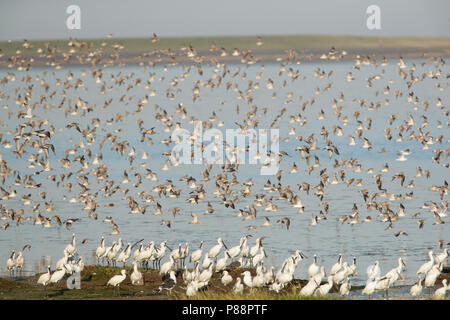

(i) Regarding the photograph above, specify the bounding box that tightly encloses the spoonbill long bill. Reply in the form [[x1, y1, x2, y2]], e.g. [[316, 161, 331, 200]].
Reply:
[[37, 266, 51, 297], [208, 237, 227, 263]]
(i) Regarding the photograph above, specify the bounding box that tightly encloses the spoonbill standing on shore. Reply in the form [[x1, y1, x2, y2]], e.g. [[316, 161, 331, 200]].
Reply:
[[106, 269, 127, 296]]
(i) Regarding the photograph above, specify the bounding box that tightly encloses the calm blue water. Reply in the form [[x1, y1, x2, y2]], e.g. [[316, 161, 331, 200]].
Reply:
[[0, 58, 448, 298]]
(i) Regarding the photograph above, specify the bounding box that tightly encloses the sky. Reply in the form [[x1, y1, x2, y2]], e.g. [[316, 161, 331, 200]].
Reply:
[[0, 0, 449, 41]]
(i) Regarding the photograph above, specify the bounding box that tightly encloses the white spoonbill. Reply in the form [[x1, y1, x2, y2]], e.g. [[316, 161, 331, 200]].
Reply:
[[434, 248, 448, 265], [106, 242, 118, 267], [375, 274, 393, 299], [221, 271, 233, 286], [190, 241, 204, 265], [242, 271, 253, 289], [160, 256, 176, 275], [432, 279, 448, 299], [199, 262, 214, 284], [249, 237, 263, 261], [6, 250, 16, 277], [333, 262, 349, 285], [410, 276, 423, 297], [158, 271, 177, 295], [340, 277, 351, 296], [347, 257, 357, 277], [300, 278, 320, 296], [202, 254, 213, 270], [50, 267, 66, 285], [252, 246, 267, 267], [95, 236, 106, 264], [154, 241, 168, 269], [264, 266, 276, 285], [208, 238, 227, 262], [180, 242, 189, 268], [133, 243, 144, 263], [130, 261, 143, 286], [417, 250, 434, 275], [15, 252, 24, 275], [170, 243, 183, 265], [252, 269, 265, 288], [385, 258, 406, 286], [106, 269, 127, 296], [227, 240, 243, 261], [362, 277, 379, 299], [308, 255, 319, 279], [74, 257, 84, 273], [216, 251, 232, 272], [330, 253, 343, 276], [315, 276, 334, 296], [424, 263, 443, 288], [55, 252, 69, 270], [233, 277, 244, 294], [116, 243, 132, 267], [64, 233, 76, 257], [367, 261, 381, 280], [37, 266, 51, 297], [310, 265, 326, 287]]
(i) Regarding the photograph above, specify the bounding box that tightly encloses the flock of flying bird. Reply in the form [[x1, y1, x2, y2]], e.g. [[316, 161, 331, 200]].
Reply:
[[5, 234, 449, 299], [0, 37, 449, 299]]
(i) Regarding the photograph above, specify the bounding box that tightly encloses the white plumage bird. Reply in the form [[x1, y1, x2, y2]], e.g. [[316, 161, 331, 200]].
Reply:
[[50, 267, 66, 284], [37, 266, 51, 296], [95, 236, 106, 263], [410, 276, 423, 297], [64, 233, 77, 257], [116, 243, 132, 267], [208, 237, 227, 262], [417, 251, 434, 275], [308, 255, 319, 279], [340, 277, 351, 296], [366, 261, 381, 280], [106, 269, 127, 296], [330, 254, 343, 276], [433, 279, 448, 299], [215, 251, 231, 272], [130, 261, 143, 286], [221, 270, 233, 286], [6, 250, 16, 277], [233, 277, 244, 294], [160, 256, 175, 275], [424, 263, 443, 288], [190, 241, 204, 265], [242, 270, 253, 288], [362, 277, 379, 298], [315, 276, 333, 296]]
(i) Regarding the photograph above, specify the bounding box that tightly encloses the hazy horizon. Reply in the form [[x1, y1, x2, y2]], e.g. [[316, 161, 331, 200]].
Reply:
[[1, 0, 449, 41]]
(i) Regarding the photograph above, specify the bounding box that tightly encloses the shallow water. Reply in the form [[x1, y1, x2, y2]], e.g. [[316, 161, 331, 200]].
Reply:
[[0, 57, 448, 298]]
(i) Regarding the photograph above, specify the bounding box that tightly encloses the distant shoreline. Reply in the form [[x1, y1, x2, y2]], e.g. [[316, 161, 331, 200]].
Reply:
[[1, 35, 449, 68]]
